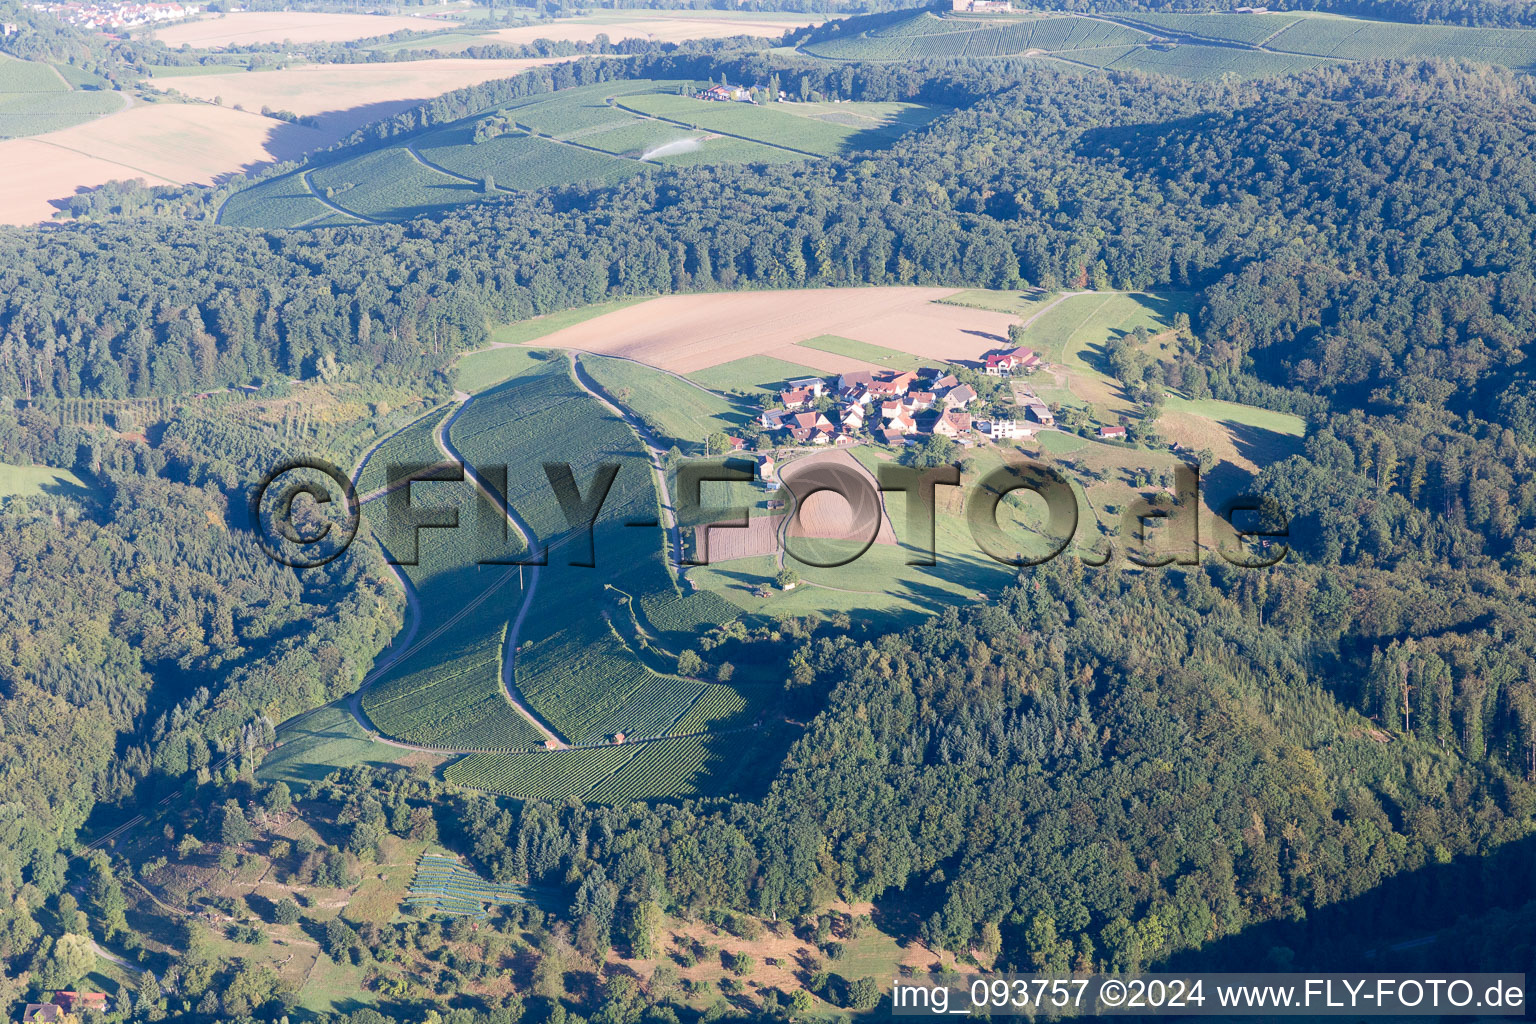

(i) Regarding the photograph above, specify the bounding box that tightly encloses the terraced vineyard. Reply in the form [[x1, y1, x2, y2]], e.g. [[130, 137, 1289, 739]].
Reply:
[[583, 735, 715, 803], [798, 9, 1536, 77], [402, 853, 551, 918], [356, 356, 759, 768], [669, 685, 749, 735], [802, 13, 1144, 60], [355, 404, 451, 497], [219, 78, 942, 227], [445, 734, 725, 802], [0, 54, 122, 137], [445, 746, 638, 800]]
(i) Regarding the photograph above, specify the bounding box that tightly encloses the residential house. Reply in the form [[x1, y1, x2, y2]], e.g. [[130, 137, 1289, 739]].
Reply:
[[942, 384, 977, 409], [787, 411, 833, 433], [833, 431, 858, 447], [989, 418, 1029, 439], [984, 353, 1019, 375], [701, 83, 751, 102], [839, 404, 865, 430], [837, 370, 875, 394], [905, 391, 936, 412], [984, 346, 1040, 376], [1099, 424, 1128, 439], [932, 410, 973, 438], [758, 454, 778, 489], [21, 1006, 61, 1024], [723, 435, 746, 452], [933, 373, 959, 390], [867, 369, 918, 397], [786, 377, 827, 397], [759, 408, 790, 431], [1008, 346, 1041, 370], [878, 427, 912, 445], [887, 410, 919, 435], [779, 387, 813, 410]]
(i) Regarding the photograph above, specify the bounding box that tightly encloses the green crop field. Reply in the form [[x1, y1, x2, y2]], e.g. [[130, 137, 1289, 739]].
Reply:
[[686, 355, 824, 395], [619, 93, 940, 157], [417, 126, 642, 191], [221, 78, 941, 227], [0, 55, 122, 137], [802, 13, 1144, 60], [309, 148, 481, 222], [218, 174, 339, 229], [800, 8, 1536, 77], [355, 404, 451, 497], [795, 334, 922, 370], [0, 55, 69, 93]]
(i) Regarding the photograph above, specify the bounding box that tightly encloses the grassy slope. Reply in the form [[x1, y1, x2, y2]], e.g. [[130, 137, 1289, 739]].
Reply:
[[580, 354, 748, 445], [0, 462, 100, 501], [259, 705, 435, 787]]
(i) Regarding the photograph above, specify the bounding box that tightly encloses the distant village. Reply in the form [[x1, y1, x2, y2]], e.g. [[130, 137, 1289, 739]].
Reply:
[[732, 341, 1130, 462], [26, 0, 198, 30]]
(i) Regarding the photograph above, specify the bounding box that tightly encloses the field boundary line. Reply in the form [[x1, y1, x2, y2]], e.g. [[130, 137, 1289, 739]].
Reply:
[[302, 169, 382, 225], [403, 140, 511, 192], [22, 137, 180, 186], [610, 99, 823, 159], [513, 121, 650, 164]]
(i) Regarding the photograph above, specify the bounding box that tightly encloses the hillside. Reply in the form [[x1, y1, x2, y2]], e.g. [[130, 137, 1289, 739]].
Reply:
[[799, 8, 1536, 77], [0, 52, 122, 137], [219, 78, 942, 228]]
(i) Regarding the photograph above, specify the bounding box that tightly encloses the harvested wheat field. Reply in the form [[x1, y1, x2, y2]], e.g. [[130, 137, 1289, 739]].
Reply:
[[0, 102, 325, 224], [153, 57, 569, 137], [530, 288, 1018, 374], [152, 12, 461, 48]]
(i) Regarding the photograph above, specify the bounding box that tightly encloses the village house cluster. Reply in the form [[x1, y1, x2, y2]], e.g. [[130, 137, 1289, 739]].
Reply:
[[27, 0, 198, 29], [754, 344, 1058, 450], [21, 992, 108, 1022]]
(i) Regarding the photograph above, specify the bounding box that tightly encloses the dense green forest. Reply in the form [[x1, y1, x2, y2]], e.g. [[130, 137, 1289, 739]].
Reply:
[[3, 32, 1536, 1024]]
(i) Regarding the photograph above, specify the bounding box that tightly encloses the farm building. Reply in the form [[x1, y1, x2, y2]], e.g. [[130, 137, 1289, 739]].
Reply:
[[787, 377, 827, 396], [702, 84, 751, 102], [1099, 424, 1128, 439], [952, 0, 1013, 10], [942, 383, 977, 409], [780, 387, 813, 410], [1022, 398, 1054, 425], [932, 410, 974, 438], [984, 347, 1040, 375]]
